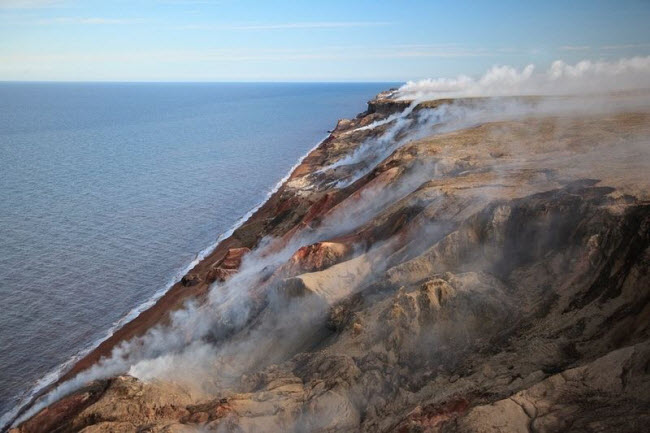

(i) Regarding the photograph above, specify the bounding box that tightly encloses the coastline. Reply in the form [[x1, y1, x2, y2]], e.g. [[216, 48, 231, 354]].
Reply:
[[52, 92, 408, 386], [2, 94, 389, 429], [7, 89, 650, 433], [0, 92, 602, 425], [56, 137, 334, 383]]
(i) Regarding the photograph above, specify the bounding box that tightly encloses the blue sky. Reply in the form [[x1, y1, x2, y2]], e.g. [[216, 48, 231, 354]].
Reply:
[[1, 0, 649, 81]]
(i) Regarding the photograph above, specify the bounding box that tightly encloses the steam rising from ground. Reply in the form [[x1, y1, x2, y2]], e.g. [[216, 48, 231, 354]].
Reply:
[[320, 93, 650, 188], [10, 56, 650, 430], [13, 156, 439, 424], [396, 56, 650, 100]]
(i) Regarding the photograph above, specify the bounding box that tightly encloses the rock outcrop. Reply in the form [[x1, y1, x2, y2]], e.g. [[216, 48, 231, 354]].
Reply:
[[206, 247, 251, 283], [8, 92, 650, 432]]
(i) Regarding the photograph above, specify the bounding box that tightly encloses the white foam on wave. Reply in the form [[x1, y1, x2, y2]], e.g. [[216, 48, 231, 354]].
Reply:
[[0, 134, 329, 432]]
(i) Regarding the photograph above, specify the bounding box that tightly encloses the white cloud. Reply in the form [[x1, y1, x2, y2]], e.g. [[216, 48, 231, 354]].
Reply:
[[175, 21, 392, 31], [158, 0, 227, 4], [0, 44, 494, 70], [36, 16, 145, 25], [560, 45, 591, 51], [0, 0, 63, 8], [601, 43, 650, 50]]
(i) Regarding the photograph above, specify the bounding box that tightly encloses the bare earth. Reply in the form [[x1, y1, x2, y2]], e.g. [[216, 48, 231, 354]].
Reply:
[[9, 93, 650, 432]]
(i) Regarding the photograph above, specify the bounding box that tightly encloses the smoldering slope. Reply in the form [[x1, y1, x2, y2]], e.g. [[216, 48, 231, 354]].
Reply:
[[11, 152, 444, 425], [12, 59, 650, 429], [320, 93, 650, 188], [316, 56, 650, 188]]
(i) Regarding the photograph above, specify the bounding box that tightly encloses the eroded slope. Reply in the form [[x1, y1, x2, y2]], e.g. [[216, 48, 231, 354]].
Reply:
[[10, 95, 650, 433]]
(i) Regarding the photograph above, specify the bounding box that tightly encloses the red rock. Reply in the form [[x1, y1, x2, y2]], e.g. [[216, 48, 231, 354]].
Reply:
[[206, 247, 250, 283], [180, 273, 201, 287], [395, 398, 469, 433], [13, 382, 107, 433], [274, 241, 353, 279]]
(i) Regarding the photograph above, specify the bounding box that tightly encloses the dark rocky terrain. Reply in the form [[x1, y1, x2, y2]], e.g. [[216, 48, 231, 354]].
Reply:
[[8, 91, 650, 433]]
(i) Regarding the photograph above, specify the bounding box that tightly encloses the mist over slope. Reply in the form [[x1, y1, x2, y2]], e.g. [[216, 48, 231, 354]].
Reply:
[[7, 58, 650, 433]]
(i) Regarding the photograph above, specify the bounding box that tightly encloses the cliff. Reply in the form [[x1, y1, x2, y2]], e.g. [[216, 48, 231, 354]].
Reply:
[[8, 92, 650, 433]]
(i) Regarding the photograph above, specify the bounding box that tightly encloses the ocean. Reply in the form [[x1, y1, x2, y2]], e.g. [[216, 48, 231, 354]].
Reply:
[[0, 82, 394, 420]]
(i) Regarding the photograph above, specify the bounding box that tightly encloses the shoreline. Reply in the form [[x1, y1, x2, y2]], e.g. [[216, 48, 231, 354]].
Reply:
[[1, 118, 353, 430], [3, 92, 470, 428], [0, 91, 599, 428], [55, 136, 332, 384], [7, 89, 650, 432], [0, 93, 488, 429]]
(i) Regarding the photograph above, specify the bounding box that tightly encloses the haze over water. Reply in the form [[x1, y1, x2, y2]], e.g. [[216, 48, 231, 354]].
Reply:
[[0, 82, 392, 418]]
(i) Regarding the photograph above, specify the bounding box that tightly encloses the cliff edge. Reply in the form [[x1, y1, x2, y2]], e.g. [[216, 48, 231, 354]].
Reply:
[[9, 92, 650, 433]]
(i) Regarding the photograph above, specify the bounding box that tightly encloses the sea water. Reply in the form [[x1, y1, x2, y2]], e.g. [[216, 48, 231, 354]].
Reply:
[[0, 82, 394, 420]]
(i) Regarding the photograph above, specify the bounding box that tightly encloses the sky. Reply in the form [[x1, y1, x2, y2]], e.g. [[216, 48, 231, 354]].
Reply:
[[1, 0, 649, 82]]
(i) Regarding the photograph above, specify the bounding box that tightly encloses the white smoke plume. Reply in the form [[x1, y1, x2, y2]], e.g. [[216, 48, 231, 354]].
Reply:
[[396, 56, 650, 100], [318, 92, 650, 189], [11, 154, 440, 425], [8, 56, 650, 431]]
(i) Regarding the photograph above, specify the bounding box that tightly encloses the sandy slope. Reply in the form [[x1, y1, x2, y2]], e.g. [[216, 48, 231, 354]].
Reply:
[[9, 92, 650, 433]]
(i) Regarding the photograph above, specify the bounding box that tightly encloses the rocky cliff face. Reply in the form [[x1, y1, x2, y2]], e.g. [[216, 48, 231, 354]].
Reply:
[[8, 93, 650, 433]]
